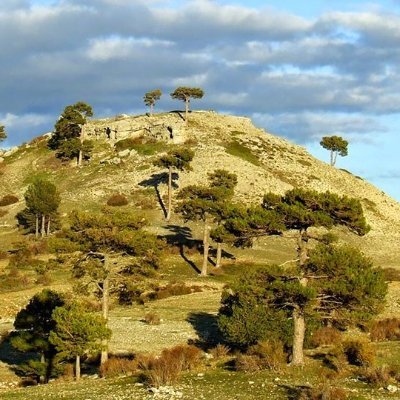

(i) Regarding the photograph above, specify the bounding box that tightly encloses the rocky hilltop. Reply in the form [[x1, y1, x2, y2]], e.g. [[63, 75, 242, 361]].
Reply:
[[1, 111, 399, 266]]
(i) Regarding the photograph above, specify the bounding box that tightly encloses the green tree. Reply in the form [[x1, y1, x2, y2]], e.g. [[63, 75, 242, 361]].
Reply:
[[61, 209, 161, 364], [50, 302, 111, 381], [153, 147, 194, 221], [176, 170, 238, 276], [11, 289, 65, 383], [0, 125, 7, 142], [219, 244, 386, 358], [219, 188, 370, 365], [48, 102, 93, 165], [170, 87, 204, 125], [320, 135, 348, 166], [144, 89, 162, 115], [17, 178, 61, 238]]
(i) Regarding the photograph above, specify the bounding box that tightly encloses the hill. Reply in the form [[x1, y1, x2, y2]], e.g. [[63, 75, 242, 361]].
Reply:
[[1, 111, 399, 267]]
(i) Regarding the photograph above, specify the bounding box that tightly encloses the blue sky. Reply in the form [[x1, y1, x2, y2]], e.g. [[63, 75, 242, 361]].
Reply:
[[1, 0, 400, 200]]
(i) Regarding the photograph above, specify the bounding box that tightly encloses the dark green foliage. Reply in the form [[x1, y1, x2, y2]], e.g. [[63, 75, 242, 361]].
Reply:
[[218, 266, 295, 348], [262, 188, 370, 235], [224, 141, 261, 166], [56, 138, 93, 162], [50, 302, 111, 360], [48, 102, 93, 151], [320, 135, 349, 166], [17, 177, 60, 236], [306, 244, 387, 326], [144, 89, 162, 114], [0, 125, 6, 142], [170, 87, 204, 108], [154, 147, 194, 171], [11, 290, 65, 382], [0, 194, 18, 206]]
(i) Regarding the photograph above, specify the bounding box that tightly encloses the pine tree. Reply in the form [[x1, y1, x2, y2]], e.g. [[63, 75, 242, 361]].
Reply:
[[50, 302, 111, 381], [143, 89, 162, 115], [320, 135, 348, 166], [17, 178, 61, 237], [0, 125, 6, 142], [170, 87, 204, 125], [153, 147, 194, 221], [48, 102, 93, 165], [219, 188, 370, 365], [11, 290, 65, 383]]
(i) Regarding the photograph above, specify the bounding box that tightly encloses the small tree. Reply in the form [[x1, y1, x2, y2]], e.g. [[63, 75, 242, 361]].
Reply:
[[320, 135, 348, 166], [11, 289, 65, 383], [17, 178, 61, 238], [62, 209, 161, 364], [144, 89, 162, 115], [170, 87, 204, 125], [48, 101, 93, 165], [176, 170, 238, 275], [0, 125, 7, 143], [153, 147, 194, 221], [50, 302, 111, 381]]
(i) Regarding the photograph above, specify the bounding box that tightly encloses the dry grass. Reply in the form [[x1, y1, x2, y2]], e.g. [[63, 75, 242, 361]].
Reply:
[[370, 318, 400, 341]]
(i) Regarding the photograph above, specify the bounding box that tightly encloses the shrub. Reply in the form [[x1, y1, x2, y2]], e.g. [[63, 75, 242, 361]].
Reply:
[[144, 312, 161, 325], [370, 318, 400, 341], [107, 193, 128, 207], [342, 339, 375, 367], [151, 283, 202, 300], [295, 385, 348, 400], [140, 345, 202, 387], [0, 209, 8, 217], [382, 268, 400, 282], [311, 327, 342, 347], [47, 237, 82, 254], [0, 194, 18, 207], [361, 365, 399, 388], [209, 344, 230, 359], [100, 357, 138, 378], [247, 339, 286, 371], [234, 354, 260, 372]]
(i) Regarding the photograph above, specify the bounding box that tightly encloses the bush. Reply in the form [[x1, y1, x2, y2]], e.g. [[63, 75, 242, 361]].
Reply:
[[150, 283, 202, 300], [295, 385, 348, 400], [100, 357, 138, 378], [140, 345, 202, 387], [144, 312, 161, 325], [47, 237, 82, 253], [361, 365, 399, 388], [370, 318, 400, 341], [107, 193, 128, 207], [209, 344, 230, 359], [234, 354, 260, 372], [0, 194, 18, 207], [311, 327, 342, 347], [247, 339, 286, 371], [342, 339, 375, 367]]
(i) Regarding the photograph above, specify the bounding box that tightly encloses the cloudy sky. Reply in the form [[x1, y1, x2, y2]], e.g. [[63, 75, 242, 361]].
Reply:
[[1, 0, 400, 200]]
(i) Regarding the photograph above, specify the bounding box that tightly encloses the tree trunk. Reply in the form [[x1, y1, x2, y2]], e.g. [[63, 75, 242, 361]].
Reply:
[[201, 215, 210, 276], [39, 352, 46, 383], [185, 97, 189, 126], [330, 149, 334, 166], [35, 214, 39, 238], [41, 214, 46, 237], [290, 230, 309, 366], [333, 151, 338, 166], [291, 306, 306, 366], [75, 355, 81, 381], [78, 149, 82, 166], [47, 216, 51, 236], [215, 242, 222, 268], [150, 103, 154, 116], [166, 166, 172, 221], [100, 254, 110, 365]]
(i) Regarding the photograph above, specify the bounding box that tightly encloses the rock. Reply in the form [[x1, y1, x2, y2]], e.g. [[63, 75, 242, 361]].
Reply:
[[4, 147, 18, 157], [0, 157, 4, 163], [387, 385, 398, 393], [118, 149, 130, 158]]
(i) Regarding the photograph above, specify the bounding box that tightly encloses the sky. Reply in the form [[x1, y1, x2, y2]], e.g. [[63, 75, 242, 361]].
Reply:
[[1, 0, 400, 201]]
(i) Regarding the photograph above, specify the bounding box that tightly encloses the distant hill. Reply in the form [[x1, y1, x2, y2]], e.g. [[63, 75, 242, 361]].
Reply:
[[1, 111, 399, 267]]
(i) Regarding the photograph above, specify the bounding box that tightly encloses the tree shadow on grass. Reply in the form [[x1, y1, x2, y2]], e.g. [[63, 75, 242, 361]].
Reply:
[[139, 172, 179, 219], [186, 312, 223, 351], [163, 225, 202, 274]]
